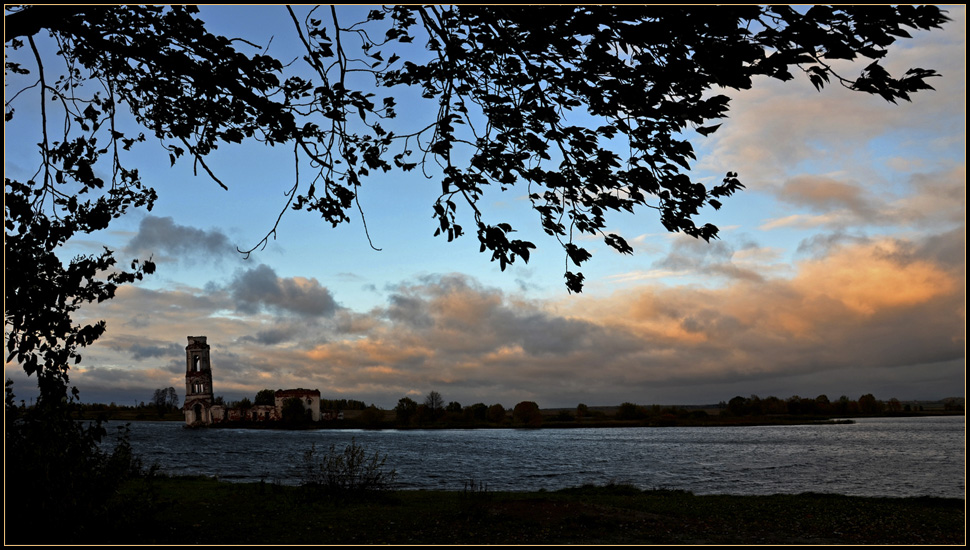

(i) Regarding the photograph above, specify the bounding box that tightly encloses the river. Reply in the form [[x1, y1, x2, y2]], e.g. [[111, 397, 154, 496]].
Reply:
[[115, 415, 964, 498]]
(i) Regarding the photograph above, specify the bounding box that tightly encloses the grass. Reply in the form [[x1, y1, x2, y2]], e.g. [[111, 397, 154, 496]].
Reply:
[[75, 477, 966, 545]]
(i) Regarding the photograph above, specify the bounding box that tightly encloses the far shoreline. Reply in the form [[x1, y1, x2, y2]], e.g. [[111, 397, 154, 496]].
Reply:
[[74, 408, 964, 430]]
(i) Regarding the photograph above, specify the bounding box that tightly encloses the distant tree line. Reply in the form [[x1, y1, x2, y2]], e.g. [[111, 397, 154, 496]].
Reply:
[[321, 398, 368, 411], [716, 393, 913, 417], [47, 388, 962, 426], [388, 390, 532, 428]]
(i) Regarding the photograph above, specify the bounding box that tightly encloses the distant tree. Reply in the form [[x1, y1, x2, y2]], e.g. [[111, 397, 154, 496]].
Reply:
[[425, 390, 445, 419], [887, 398, 902, 413], [833, 395, 851, 415], [858, 393, 884, 415], [576, 403, 589, 419], [414, 404, 431, 425], [151, 388, 167, 417], [942, 398, 964, 412], [254, 389, 276, 406], [151, 386, 178, 417], [465, 402, 489, 422], [486, 403, 507, 424], [446, 400, 463, 414], [512, 401, 542, 428], [787, 395, 814, 415], [395, 396, 418, 425], [358, 405, 385, 429], [747, 395, 764, 416], [726, 396, 747, 417], [815, 394, 831, 414], [617, 402, 646, 420], [281, 396, 309, 425], [763, 396, 787, 415], [233, 397, 253, 410]]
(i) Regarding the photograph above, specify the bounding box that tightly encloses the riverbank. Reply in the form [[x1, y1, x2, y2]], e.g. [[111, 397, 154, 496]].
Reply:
[[45, 476, 966, 544]]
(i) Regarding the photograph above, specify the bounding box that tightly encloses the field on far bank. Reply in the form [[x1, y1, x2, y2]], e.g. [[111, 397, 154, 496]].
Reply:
[[33, 477, 965, 545]]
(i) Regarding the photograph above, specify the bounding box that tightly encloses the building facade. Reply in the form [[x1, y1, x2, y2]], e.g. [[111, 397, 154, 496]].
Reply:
[[182, 335, 322, 426]]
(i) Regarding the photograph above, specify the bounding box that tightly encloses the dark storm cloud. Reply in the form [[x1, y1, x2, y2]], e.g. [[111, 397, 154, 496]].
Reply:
[[229, 264, 339, 318], [125, 215, 235, 260]]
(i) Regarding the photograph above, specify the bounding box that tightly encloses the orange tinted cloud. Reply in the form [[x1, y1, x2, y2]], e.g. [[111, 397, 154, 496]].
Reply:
[[793, 240, 957, 316]]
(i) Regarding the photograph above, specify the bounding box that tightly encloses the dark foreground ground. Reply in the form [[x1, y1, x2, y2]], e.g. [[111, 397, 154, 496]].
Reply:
[[42, 477, 966, 545]]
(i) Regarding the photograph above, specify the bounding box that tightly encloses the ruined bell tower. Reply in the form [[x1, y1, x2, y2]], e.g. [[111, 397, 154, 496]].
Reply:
[[183, 336, 215, 425]]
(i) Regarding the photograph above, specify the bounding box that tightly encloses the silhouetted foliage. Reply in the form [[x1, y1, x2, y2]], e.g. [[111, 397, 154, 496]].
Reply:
[[280, 396, 309, 425], [300, 438, 396, 494], [616, 402, 648, 420], [464, 402, 489, 422], [858, 393, 885, 415], [254, 389, 276, 407], [486, 403, 507, 424], [5, 380, 146, 543], [424, 390, 445, 419], [512, 401, 542, 427], [395, 396, 418, 425], [231, 397, 254, 410], [358, 405, 386, 428], [151, 386, 179, 417], [321, 398, 368, 411]]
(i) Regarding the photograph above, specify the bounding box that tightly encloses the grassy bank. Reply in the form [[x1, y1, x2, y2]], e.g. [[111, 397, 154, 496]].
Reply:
[[40, 476, 965, 545]]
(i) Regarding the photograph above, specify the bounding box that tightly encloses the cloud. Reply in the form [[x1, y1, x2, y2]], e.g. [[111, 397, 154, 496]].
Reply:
[[695, 7, 965, 191], [124, 215, 235, 262], [229, 264, 339, 318], [892, 166, 966, 228], [108, 339, 184, 361], [776, 176, 877, 218], [764, 166, 965, 232], [652, 234, 766, 282], [238, 327, 304, 346], [58, 226, 963, 407]]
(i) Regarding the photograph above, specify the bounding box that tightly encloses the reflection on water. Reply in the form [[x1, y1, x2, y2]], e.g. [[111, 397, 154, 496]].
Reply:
[[115, 416, 964, 498]]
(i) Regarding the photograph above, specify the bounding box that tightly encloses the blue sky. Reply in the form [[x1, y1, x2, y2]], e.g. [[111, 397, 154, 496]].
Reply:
[[5, 6, 965, 408]]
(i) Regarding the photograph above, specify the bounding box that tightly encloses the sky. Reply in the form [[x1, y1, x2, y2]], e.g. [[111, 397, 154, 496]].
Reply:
[[4, 6, 965, 408]]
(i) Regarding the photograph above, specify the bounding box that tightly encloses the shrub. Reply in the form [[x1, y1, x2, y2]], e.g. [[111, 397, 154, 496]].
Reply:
[[5, 380, 148, 543], [301, 438, 396, 494]]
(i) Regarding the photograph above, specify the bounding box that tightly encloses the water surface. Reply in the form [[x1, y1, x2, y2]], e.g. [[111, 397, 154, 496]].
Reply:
[[115, 416, 964, 498]]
